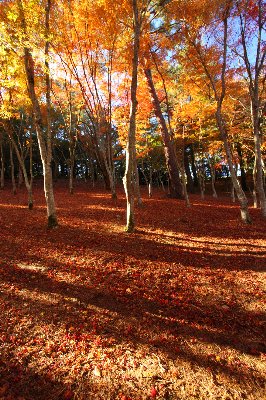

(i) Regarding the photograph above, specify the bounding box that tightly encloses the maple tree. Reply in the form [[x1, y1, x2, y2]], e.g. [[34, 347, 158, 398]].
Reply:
[[1, 1, 266, 398], [167, 0, 254, 222], [235, 0, 266, 217], [0, 0, 265, 230], [13, 0, 58, 227]]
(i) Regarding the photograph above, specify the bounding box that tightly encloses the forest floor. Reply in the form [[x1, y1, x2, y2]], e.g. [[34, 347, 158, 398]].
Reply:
[[0, 181, 265, 400]]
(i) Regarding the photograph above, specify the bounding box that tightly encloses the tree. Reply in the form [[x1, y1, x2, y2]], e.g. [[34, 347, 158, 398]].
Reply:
[[169, 0, 252, 222], [123, 0, 141, 232], [236, 0, 266, 217], [17, 0, 58, 227]]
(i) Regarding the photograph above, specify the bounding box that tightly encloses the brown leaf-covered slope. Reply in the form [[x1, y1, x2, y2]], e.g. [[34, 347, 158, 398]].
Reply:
[[0, 182, 265, 400]]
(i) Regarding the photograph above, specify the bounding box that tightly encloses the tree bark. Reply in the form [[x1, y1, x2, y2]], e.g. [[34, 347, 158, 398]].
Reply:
[[122, 0, 140, 232], [211, 167, 218, 198], [216, 110, 251, 222], [134, 158, 143, 206], [190, 145, 199, 188], [238, 0, 266, 218], [144, 68, 183, 199], [18, 0, 58, 227], [0, 141, 5, 189], [184, 146, 194, 193], [252, 104, 266, 216], [69, 136, 75, 195], [191, 3, 251, 223], [4, 121, 33, 208], [9, 140, 17, 195], [236, 142, 248, 191]]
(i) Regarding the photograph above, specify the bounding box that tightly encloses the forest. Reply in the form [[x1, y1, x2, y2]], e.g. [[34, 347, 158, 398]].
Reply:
[[0, 0, 265, 399]]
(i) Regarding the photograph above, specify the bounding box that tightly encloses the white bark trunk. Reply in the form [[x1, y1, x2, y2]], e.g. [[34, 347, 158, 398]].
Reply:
[[18, 0, 58, 226], [123, 0, 140, 232]]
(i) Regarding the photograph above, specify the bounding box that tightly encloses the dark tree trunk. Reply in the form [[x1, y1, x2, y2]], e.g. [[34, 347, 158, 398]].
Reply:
[[236, 142, 248, 191], [184, 145, 195, 193], [144, 68, 183, 199]]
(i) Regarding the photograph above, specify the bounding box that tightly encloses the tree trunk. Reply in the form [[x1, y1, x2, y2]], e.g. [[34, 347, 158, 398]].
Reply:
[[144, 68, 183, 199], [18, 166, 24, 187], [252, 103, 266, 217], [236, 142, 248, 191], [209, 158, 218, 198], [9, 140, 17, 195], [134, 158, 143, 206], [0, 142, 5, 189], [253, 160, 258, 208], [180, 166, 190, 207], [198, 163, 205, 200], [102, 147, 117, 200], [238, 0, 266, 218], [122, 0, 140, 232], [231, 179, 236, 203], [148, 167, 153, 198], [211, 170, 217, 198], [190, 145, 199, 188], [106, 128, 117, 201], [5, 121, 34, 209], [184, 146, 194, 193], [18, 0, 58, 227], [69, 139, 75, 195], [216, 110, 251, 223]]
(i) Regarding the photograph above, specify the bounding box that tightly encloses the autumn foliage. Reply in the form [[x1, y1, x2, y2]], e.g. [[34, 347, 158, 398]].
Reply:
[[0, 1, 265, 398]]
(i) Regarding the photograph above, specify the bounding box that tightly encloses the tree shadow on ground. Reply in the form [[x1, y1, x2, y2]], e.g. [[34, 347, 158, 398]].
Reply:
[[1, 219, 265, 272], [0, 360, 70, 400], [1, 264, 265, 383]]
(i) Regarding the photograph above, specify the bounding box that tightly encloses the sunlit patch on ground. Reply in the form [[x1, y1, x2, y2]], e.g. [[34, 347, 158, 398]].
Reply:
[[0, 183, 265, 399], [17, 263, 47, 272]]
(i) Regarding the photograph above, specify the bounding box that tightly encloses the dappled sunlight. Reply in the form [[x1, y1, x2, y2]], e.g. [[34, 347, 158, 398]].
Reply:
[[0, 186, 265, 399], [84, 204, 121, 212]]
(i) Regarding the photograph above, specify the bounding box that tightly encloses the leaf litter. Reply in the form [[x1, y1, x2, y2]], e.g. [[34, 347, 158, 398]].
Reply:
[[0, 183, 265, 399]]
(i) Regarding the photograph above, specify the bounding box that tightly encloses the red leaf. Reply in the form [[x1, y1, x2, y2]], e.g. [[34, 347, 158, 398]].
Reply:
[[150, 387, 158, 398]]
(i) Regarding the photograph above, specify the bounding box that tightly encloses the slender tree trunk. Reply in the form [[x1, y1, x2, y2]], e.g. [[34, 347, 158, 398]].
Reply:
[[184, 146, 194, 193], [180, 138, 190, 206], [123, 0, 140, 232], [190, 145, 199, 188], [190, 3, 251, 222], [106, 129, 117, 201], [211, 170, 217, 198], [253, 158, 258, 208], [9, 140, 17, 195], [5, 121, 34, 209], [148, 167, 153, 198], [144, 68, 183, 199], [209, 158, 218, 198], [0, 142, 5, 189], [69, 138, 75, 194], [238, 0, 266, 218], [102, 147, 117, 200], [198, 163, 205, 200], [236, 142, 248, 191], [216, 110, 251, 223], [253, 105, 266, 216], [134, 158, 143, 206], [18, 166, 24, 187], [14, 141, 33, 209], [231, 179, 236, 203], [18, 0, 58, 227], [180, 166, 190, 206]]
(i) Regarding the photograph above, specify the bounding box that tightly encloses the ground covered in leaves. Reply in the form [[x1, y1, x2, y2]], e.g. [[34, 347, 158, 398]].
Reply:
[[0, 181, 265, 400]]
